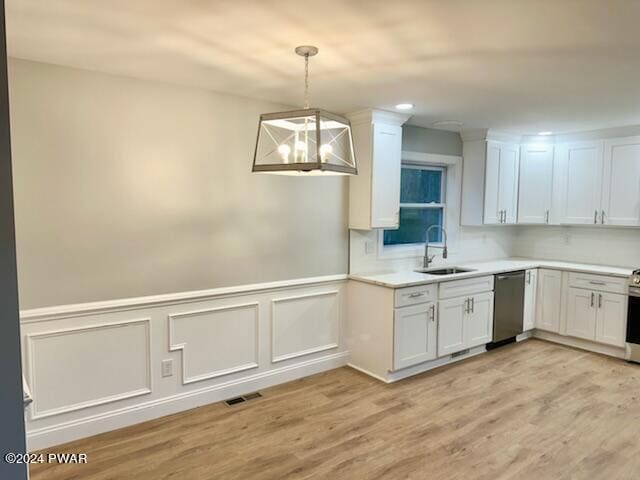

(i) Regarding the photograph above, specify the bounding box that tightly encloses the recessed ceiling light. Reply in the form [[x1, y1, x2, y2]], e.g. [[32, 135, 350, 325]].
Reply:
[[395, 103, 414, 111], [538, 131, 553, 136]]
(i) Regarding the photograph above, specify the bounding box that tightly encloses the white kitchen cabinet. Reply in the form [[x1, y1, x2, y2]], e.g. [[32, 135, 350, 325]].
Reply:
[[556, 141, 604, 225], [535, 269, 563, 333], [566, 287, 598, 340], [437, 290, 494, 357], [523, 269, 538, 331], [595, 292, 627, 347], [393, 302, 437, 370], [461, 137, 519, 226], [565, 288, 627, 347], [518, 145, 554, 224], [438, 296, 467, 356], [483, 141, 520, 224], [347, 109, 410, 230], [601, 136, 640, 226], [466, 292, 494, 348]]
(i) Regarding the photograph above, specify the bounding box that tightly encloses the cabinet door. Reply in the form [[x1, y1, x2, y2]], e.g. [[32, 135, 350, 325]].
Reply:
[[556, 141, 604, 225], [393, 303, 437, 370], [518, 145, 554, 224], [370, 123, 402, 228], [438, 297, 467, 357], [498, 143, 520, 224], [535, 269, 562, 332], [566, 287, 597, 341], [523, 269, 538, 331], [601, 136, 640, 226], [483, 142, 501, 224], [595, 292, 627, 347], [466, 292, 494, 348]]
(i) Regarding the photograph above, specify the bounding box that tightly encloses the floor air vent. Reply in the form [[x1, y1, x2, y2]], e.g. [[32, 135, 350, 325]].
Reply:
[[451, 349, 470, 358], [224, 392, 262, 407]]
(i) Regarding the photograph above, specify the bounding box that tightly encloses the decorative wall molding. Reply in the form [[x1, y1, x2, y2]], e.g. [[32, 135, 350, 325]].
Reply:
[[26, 318, 152, 420], [20, 274, 348, 323], [271, 290, 339, 363], [22, 277, 347, 451], [168, 303, 259, 385]]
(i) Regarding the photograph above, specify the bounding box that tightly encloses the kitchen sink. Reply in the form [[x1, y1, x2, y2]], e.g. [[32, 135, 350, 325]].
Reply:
[[414, 267, 475, 275]]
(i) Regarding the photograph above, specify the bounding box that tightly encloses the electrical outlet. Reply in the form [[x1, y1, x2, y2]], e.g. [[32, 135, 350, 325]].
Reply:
[[365, 240, 375, 255], [161, 359, 173, 378]]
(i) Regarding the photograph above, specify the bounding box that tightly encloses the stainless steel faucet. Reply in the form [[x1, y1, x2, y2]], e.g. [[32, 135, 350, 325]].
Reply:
[[423, 225, 448, 268]]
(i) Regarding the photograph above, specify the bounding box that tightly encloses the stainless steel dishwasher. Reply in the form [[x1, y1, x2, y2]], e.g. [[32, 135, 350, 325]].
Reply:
[[489, 270, 525, 349]]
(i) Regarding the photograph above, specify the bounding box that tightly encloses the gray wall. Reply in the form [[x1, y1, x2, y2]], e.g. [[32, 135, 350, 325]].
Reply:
[[402, 125, 462, 156], [9, 59, 349, 309], [0, 5, 28, 478]]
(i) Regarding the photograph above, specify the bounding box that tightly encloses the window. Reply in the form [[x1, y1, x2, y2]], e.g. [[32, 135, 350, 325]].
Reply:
[[383, 164, 445, 246]]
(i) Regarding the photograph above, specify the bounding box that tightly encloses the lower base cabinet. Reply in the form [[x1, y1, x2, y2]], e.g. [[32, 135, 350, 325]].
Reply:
[[535, 269, 562, 332], [438, 290, 494, 357], [393, 302, 437, 370], [523, 269, 538, 331], [566, 287, 626, 347]]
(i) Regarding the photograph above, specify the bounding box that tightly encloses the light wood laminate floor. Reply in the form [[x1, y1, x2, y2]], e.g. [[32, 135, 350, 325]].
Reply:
[[31, 339, 640, 480]]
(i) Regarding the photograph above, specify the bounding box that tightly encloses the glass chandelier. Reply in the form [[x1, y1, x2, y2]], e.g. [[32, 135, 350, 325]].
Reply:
[[252, 46, 357, 176]]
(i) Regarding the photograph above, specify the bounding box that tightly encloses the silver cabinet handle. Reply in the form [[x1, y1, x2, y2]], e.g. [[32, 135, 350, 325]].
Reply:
[[430, 304, 436, 322], [594, 210, 598, 224], [464, 298, 470, 314], [545, 210, 550, 224], [588, 281, 606, 286], [470, 297, 475, 313], [601, 210, 605, 225], [408, 292, 424, 298], [598, 294, 603, 308], [590, 292, 595, 307]]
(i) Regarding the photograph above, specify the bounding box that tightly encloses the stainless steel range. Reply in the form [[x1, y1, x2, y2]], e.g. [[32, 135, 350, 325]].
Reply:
[[626, 269, 640, 363]]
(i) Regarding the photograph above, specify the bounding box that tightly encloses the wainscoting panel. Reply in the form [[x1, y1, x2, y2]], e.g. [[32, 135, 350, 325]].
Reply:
[[169, 303, 259, 384], [20, 276, 348, 450], [271, 290, 340, 363], [26, 319, 151, 420]]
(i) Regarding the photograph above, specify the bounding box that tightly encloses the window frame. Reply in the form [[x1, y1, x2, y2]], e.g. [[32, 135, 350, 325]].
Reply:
[[380, 162, 447, 254]]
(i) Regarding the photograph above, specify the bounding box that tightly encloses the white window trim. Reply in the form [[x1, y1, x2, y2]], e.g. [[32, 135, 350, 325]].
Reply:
[[377, 151, 462, 260]]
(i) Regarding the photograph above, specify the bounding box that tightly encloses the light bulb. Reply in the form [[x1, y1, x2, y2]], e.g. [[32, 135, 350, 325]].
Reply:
[[319, 143, 333, 161], [277, 144, 291, 162]]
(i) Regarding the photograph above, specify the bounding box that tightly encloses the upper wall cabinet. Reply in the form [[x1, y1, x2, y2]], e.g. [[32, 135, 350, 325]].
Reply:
[[347, 109, 410, 230], [601, 136, 640, 226], [518, 144, 554, 224], [484, 141, 520, 224], [461, 138, 520, 226], [556, 141, 604, 225]]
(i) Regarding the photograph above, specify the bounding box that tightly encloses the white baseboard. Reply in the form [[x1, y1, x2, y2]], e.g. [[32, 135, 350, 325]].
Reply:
[[27, 351, 349, 451], [532, 329, 626, 359]]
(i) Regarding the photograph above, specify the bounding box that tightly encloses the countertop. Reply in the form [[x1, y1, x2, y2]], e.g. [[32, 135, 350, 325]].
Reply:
[[349, 258, 633, 288]]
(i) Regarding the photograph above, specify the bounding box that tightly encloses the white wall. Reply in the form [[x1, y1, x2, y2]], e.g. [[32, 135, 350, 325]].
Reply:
[[8, 59, 349, 309], [514, 226, 640, 268], [349, 126, 517, 274]]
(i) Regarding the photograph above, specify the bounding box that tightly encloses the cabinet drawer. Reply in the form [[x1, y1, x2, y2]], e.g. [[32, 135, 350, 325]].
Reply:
[[568, 272, 627, 294], [395, 284, 437, 308], [439, 275, 494, 300]]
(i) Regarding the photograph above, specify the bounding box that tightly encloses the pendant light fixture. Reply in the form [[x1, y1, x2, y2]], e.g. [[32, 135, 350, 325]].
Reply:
[[252, 46, 357, 176]]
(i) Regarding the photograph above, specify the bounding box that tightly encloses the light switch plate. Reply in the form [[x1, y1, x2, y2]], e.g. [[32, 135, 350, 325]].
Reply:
[[161, 359, 173, 377]]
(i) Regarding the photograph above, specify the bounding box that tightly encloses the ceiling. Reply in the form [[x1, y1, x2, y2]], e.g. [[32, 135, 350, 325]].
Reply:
[[7, 0, 640, 134]]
